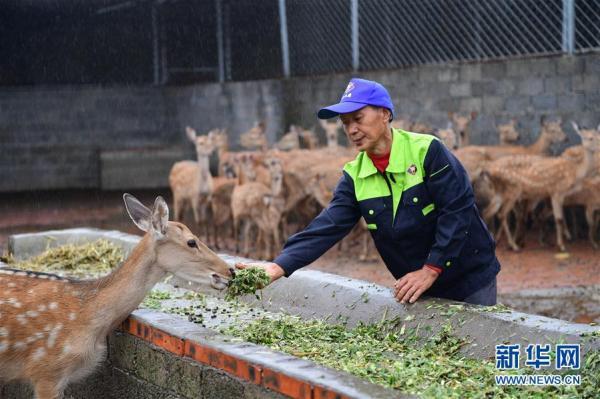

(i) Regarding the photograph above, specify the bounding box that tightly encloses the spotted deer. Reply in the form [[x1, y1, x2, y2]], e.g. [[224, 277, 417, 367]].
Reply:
[[0, 194, 233, 399], [455, 117, 566, 182], [210, 128, 237, 178], [436, 122, 458, 150], [169, 127, 216, 244], [231, 156, 285, 259], [275, 125, 301, 151], [482, 123, 600, 252], [319, 119, 342, 149], [448, 111, 477, 148], [496, 119, 520, 145], [239, 121, 268, 151]]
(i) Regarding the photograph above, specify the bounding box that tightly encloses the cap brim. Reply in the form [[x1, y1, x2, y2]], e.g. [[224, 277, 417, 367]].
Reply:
[[317, 102, 366, 119]]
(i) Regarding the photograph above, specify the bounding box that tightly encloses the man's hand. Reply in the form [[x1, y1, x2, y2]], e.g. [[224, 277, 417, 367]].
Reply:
[[394, 267, 439, 304], [234, 261, 285, 285]]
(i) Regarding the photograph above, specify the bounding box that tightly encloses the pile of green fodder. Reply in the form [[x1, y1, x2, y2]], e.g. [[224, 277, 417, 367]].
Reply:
[[225, 267, 270, 300], [225, 315, 598, 399], [2, 239, 124, 279]]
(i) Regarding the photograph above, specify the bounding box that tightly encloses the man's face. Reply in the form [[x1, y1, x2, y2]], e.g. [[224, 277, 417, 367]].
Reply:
[[339, 106, 389, 152]]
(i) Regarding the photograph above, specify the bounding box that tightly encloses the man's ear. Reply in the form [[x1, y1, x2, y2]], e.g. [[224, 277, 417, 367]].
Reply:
[[381, 108, 391, 123]]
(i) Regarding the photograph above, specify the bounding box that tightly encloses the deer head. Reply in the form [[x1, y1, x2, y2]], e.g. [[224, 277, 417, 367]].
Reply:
[[572, 122, 600, 152], [123, 194, 232, 289], [437, 122, 458, 150], [497, 119, 520, 144], [541, 117, 567, 144], [186, 126, 216, 157]]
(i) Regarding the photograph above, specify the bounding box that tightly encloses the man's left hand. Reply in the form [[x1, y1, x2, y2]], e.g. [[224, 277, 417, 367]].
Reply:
[[394, 267, 439, 304]]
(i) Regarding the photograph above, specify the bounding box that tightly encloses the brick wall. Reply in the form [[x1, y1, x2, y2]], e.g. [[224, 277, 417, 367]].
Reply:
[[0, 53, 598, 192]]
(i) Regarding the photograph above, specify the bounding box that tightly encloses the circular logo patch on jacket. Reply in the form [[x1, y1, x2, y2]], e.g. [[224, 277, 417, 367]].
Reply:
[[407, 164, 417, 175]]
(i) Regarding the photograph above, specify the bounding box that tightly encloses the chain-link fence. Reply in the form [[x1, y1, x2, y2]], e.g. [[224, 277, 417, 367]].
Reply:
[[163, 0, 600, 83], [1, 0, 599, 86], [283, 0, 599, 78]]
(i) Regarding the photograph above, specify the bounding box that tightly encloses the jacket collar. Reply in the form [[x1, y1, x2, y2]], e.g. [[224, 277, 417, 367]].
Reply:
[[357, 129, 406, 178]]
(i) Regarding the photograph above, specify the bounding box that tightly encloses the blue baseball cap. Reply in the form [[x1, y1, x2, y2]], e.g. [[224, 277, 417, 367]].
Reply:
[[317, 78, 395, 120]]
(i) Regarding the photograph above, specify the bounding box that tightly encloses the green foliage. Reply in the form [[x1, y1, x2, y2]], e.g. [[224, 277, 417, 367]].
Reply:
[[225, 267, 270, 300], [3, 239, 123, 278], [226, 316, 594, 398]]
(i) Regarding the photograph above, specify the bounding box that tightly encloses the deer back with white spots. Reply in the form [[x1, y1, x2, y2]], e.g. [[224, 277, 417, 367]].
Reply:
[[0, 194, 233, 399]]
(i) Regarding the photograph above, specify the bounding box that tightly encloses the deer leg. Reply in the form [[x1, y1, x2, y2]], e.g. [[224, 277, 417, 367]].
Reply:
[[173, 195, 183, 222], [191, 200, 201, 228], [359, 230, 369, 261], [242, 219, 252, 258], [585, 206, 598, 249], [233, 216, 240, 254], [551, 196, 567, 252], [273, 222, 281, 259], [500, 199, 520, 251], [262, 229, 272, 261], [513, 201, 526, 247]]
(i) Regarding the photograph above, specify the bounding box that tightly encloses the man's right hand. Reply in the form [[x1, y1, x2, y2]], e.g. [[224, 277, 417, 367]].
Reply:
[[234, 261, 285, 285]]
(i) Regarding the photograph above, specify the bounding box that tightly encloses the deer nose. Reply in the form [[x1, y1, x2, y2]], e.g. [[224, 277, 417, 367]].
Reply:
[[228, 267, 236, 278]]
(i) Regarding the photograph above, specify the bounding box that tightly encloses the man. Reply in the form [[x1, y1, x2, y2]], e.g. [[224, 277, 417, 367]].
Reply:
[[237, 78, 500, 305]]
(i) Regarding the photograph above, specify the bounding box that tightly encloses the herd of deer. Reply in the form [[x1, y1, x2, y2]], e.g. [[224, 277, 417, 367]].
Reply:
[[169, 112, 600, 259]]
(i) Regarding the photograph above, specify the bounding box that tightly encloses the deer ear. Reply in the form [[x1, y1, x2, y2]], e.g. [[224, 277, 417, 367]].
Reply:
[[151, 196, 169, 237], [123, 193, 152, 233], [571, 121, 580, 134], [185, 126, 197, 142]]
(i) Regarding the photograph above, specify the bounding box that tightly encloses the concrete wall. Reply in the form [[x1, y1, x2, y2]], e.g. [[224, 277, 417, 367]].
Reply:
[[1, 53, 598, 192]]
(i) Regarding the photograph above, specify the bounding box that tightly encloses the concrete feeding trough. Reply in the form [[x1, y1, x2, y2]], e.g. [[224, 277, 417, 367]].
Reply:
[[1, 228, 599, 399]]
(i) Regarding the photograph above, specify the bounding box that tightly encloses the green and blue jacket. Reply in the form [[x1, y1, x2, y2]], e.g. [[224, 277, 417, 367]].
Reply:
[[273, 129, 500, 301]]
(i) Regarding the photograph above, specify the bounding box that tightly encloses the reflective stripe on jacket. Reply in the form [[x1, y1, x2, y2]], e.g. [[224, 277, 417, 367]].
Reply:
[[273, 129, 500, 301]]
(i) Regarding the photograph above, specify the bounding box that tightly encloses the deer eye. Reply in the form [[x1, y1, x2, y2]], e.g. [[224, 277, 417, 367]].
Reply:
[[187, 239, 197, 248]]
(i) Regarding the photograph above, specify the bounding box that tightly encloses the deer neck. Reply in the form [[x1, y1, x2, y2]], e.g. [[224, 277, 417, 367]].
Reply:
[[85, 235, 165, 336], [196, 153, 210, 172], [528, 130, 551, 154], [270, 176, 282, 197], [575, 145, 595, 182], [326, 134, 338, 148]]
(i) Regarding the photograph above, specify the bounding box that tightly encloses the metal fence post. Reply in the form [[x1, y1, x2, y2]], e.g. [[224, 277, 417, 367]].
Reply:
[[151, 3, 160, 85], [351, 0, 359, 71], [562, 0, 575, 54], [216, 0, 225, 83], [279, 0, 290, 78]]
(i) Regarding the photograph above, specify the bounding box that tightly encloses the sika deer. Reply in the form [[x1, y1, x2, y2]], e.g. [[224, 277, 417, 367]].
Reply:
[[456, 117, 566, 182], [210, 128, 236, 177], [169, 127, 216, 244], [497, 119, 520, 145], [483, 123, 600, 252], [0, 194, 233, 399], [239, 121, 268, 151], [448, 111, 477, 147], [275, 125, 301, 151], [436, 122, 458, 150], [231, 157, 285, 259], [319, 119, 342, 149]]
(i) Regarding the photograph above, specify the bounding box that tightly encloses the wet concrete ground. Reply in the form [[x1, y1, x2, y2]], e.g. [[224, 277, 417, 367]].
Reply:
[[1, 189, 599, 299]]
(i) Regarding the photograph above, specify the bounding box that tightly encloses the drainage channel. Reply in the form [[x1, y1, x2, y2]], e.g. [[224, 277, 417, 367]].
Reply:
[[1, 228, 599, 399]]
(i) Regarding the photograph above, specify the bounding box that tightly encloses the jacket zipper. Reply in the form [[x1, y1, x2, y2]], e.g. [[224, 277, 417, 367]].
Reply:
[[379, 171, 394, 226]]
